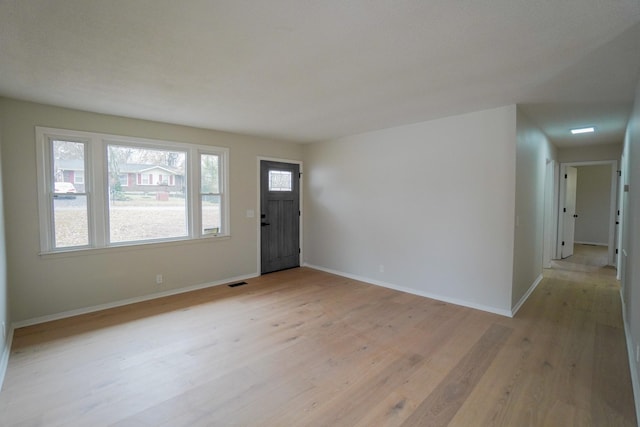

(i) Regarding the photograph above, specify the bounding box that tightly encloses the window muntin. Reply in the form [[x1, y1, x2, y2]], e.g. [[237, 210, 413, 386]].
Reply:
[[36, 127, 229, 253]]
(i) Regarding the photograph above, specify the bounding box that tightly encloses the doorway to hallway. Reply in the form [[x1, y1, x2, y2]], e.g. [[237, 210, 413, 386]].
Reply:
[[556, 161, 618, 266]]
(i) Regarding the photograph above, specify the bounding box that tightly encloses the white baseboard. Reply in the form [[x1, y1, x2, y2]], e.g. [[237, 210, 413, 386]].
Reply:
[[0, 324, 15, 392], [620, 289, 640, 427], [303, 263, 512, 317], [13, 272, 259, 329], [511, 274, 543, 317], [574, 241, 608, 246]]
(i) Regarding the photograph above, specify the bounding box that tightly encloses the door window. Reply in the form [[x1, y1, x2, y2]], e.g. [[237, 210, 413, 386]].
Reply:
[[268, 170, 293, 192]]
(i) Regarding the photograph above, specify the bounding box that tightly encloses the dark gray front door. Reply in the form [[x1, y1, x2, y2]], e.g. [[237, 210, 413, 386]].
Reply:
[[260, 161, 300, 274]]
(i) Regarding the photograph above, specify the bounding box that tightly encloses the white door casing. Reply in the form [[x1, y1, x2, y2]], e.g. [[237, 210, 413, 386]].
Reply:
[[562, 166, 578, 258]]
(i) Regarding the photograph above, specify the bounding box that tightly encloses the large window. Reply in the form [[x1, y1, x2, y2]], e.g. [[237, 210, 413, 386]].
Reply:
[[36, 127, 229, 253]]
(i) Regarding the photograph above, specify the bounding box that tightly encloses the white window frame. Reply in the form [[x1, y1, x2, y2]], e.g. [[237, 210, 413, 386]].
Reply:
[[199, 152, 224, 236], [36, 126, 230, 254], [74, 171, 85, 184]]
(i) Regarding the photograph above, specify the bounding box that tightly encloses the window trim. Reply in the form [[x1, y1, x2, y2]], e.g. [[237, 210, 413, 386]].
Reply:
[[36, 126, 230, 254]]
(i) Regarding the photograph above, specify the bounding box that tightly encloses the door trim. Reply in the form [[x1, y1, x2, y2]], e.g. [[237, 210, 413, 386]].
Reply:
[[556, 160, 618, 265], [256, 157, 303, 275], [542, 158, 557, 268]]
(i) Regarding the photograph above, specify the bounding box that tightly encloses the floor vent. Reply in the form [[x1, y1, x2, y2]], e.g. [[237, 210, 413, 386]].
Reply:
[[228, 281, 248, 288]]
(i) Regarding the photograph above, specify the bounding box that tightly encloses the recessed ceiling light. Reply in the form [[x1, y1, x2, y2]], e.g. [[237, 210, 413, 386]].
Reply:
[[570, 127, 595, 134]]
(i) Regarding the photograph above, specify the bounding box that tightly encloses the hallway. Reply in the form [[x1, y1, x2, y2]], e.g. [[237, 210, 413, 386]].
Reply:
[[550, 243, 612, 273], [533, 243, 637, 425]]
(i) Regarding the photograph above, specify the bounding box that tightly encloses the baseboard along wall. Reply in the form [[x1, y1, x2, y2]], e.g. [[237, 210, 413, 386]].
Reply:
[[303, 263, 513, 317], [512, 274, 543, 317], [620, 289, 640, 427], [12, 272, 259, 329], [0, 324, 15, 392]]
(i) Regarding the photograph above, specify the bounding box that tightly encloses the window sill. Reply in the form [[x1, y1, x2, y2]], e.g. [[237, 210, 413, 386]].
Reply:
[[39, 235, 231, 259]]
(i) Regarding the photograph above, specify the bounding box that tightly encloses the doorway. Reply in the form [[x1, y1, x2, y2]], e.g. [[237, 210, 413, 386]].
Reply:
[[561, 166, 578, 258], [556, 161, 618, 265], [259, 160, 301, 274]]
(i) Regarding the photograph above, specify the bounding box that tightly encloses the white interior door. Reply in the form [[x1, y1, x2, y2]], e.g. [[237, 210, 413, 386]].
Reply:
[[562, 166, 578, 258]]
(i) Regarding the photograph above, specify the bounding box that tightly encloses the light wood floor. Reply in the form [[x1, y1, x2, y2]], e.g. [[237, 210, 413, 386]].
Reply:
[[0, 245, 636, 426]]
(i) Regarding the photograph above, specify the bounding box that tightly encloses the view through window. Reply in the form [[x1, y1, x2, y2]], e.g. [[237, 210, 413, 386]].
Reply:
[[108, 145, 188, 243], [36, 127, 228, 253], [52, 140, 88, 248]]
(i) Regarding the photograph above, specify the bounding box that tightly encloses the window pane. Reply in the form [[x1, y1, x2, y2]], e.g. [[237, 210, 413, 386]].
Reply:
[[107, 145, 187, 243], [202, 195, 221, 235], [269, 170, 292, 191], [53, 140, 84, 194], [201, 154, 219, 194], [52, 140, 87, 248], [53, 195, 89, 248]]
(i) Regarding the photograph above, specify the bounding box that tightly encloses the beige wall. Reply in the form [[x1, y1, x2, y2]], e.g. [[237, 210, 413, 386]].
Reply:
[[0, 122, 9, 383], [303, 106, 517, 315], [513, 108, 557, 308], [620, 81, 640, 416], [0, 98, 303, 322]]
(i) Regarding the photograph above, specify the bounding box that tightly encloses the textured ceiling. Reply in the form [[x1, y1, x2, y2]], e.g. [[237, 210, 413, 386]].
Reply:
[[1, 1, 639, 144]]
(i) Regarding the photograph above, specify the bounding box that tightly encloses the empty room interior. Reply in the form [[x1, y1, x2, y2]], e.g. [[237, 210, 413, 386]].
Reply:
[[1, 1, 640, 426]]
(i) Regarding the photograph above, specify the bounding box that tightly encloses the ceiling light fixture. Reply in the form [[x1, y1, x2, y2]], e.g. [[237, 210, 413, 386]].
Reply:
[[570, 127, 595, 135]]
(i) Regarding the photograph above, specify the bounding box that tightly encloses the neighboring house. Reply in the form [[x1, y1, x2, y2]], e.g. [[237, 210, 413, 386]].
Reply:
[[116, 164, 184, 193], [54, 159, 85, 192], [55, 160, 184, 193]]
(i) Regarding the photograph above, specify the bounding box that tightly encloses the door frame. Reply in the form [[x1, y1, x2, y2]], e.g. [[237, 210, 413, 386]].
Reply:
[[256, 157, 303, 275], [560, 165, 578, 259], [556, 160, 618, 265], [542, 158, 558, 268]]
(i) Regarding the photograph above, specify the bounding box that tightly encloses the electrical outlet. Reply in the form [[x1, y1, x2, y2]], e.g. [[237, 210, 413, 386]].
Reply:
[[156, 274, 163, 285], [636, 344, 639, 363]]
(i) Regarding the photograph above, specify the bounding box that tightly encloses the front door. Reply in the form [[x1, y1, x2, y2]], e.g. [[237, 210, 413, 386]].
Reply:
[[260, 161, 300, 274], [562, 166, 578, 258]]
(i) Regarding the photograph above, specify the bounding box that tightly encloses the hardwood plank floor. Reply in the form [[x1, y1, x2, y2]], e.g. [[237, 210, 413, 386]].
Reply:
[[0, 244, 636, 426]]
